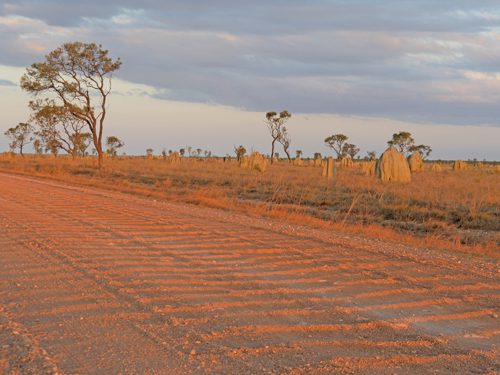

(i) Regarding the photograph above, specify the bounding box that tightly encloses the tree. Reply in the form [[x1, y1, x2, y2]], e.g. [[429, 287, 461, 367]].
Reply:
[[33, 138, 43, 155], [295, 150, 303, 158], [366, 151, 377, 161], [106, 136, 124, 157], [342, 143, 360, 159], [324, 134, 348, 159], [4, 123, 34, 155], [387, 131, 415, 155], [314, 152, 322, 160], [234, 145, 246, 162], [46, 138, 60, 155], [409, 144, 432, 159], [278, 126, 292, 163], [146, 148, 154, 157], [265, 110, 291, 164], [179, 148, 185, 157], [30, 100, 92, 158], [21, 42, 122, 169]]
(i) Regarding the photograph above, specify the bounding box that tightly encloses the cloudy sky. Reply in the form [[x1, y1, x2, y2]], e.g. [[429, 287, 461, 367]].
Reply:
[[1, 0, 499, 159]]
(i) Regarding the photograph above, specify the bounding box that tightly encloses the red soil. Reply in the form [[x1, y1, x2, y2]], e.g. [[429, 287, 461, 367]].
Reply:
[[0, 173, 498, 374]]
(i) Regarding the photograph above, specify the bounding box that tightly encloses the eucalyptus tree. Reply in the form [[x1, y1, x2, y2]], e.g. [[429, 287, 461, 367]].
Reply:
[[21, 42, 122, 168], [265, 111, 291, 164]]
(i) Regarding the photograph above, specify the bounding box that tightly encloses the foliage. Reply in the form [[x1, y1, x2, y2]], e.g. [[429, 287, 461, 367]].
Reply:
[[387, 131, 415, 154], [409, 144, 432, 159], [366, 151, 377, 160], [106, 136, 125, 157], [342, 143, 360, 159], [265, 110, 291, 164], [30, 100, 92, 157], [234, 145, 246, 161], [21, 41, 122, 168], [4, 123, 34, 155], [324, 134, 348, 159]]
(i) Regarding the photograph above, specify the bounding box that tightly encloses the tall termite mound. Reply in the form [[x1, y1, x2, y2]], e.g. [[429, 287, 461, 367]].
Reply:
[[167, 151, 181, 164], [340, 156, 353, 168], [293, 157, 304, 166], [240, 152, 267, 172], [322, 157, 335, 180], [431, 163, 443, 172], [376, 146, 411, 183], [362, 160, 376, 176], [408, 152, 424, 173], [313, 156, 322, 167], [453, 160, 468, 171]]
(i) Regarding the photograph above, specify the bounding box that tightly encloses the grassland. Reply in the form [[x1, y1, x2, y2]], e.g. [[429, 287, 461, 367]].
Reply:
[[1, 154, 498, 256]]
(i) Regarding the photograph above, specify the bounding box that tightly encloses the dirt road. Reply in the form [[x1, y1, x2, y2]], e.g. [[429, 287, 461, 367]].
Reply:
[[0, 172, 498, 374]]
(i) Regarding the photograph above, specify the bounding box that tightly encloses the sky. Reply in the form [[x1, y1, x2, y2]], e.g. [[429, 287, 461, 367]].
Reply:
[[1, 0, 500, 159]]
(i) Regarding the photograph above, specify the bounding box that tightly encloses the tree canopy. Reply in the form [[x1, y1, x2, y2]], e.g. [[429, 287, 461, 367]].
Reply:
[[324, 134, 348, 159], [21, 41, 122, 168]]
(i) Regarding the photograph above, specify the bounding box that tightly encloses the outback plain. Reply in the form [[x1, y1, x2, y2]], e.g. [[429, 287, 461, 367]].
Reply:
[[0, 153, 499, 374], [1, 2, 500, 374]]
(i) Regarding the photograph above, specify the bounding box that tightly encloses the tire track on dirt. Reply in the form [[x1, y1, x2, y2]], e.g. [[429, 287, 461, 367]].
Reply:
[[0, 172, 498, 374]]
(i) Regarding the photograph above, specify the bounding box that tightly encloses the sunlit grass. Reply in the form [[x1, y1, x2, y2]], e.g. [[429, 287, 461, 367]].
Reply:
[[1, 154, 498, 256]]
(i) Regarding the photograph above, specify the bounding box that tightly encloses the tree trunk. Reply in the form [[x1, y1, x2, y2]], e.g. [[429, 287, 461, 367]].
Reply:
[[97, 147, 103, 169], [271, 139, 276, 164]]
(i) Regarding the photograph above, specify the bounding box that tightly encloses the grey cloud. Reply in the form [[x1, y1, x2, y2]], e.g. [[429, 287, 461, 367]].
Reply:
[[2, 1, 500, 126], [0, 79, 15, 86]]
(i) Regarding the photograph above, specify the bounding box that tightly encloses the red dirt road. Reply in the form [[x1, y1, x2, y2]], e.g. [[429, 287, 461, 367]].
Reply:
[[0, 173, 498, 374]]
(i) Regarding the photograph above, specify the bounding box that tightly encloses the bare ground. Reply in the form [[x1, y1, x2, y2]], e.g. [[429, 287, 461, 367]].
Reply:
[[0, 172, 498, 374]]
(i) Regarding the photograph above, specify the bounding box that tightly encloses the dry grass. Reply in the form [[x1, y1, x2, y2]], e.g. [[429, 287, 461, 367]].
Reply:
[[1, 154, 498, 256]]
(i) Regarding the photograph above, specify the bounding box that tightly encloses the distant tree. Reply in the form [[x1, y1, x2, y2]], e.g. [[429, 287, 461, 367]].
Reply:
[[106, 136, 124, 157], [146, 148, 154, 157], [31, 100, 91, 158], [234, 145, 246, 162], [33, 138, 43, 155], [179, 148, 185, 157], [46, 138, 60, 155], [274, 152, 280, 160], [387, 131, 415, 155], [278, 127, 292, 163], [75, 133, 93, 156], [161, 149, 167, 159], [366, 151, 377, 160], [295, 150, 303, 158], [4, 123, 34, 156], [187, 146, 192, 157], [314, 152, 322, 160], [324, 134, 348, 159], [196, 148, 202, 157], [265, 110, 291, 164], [21, 42, 122, 168], [342, 143, 360, 159], [409, 144, 432, 159]]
